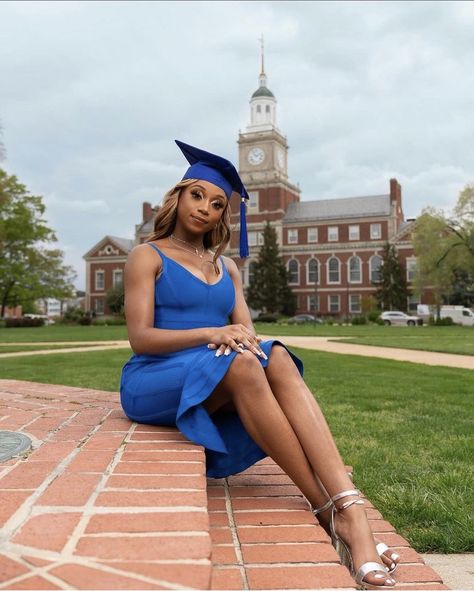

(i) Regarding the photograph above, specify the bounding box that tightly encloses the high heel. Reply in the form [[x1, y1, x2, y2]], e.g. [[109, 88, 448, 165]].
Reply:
[[329, 489, 396, 589], [311, 496, 399, 574]]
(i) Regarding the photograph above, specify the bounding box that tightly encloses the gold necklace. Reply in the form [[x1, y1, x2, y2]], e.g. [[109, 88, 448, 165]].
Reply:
[[169, 234, 206, 259]]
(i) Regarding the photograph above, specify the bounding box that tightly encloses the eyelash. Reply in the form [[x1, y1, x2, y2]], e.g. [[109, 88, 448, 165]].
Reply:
[[191, 190, 224, 210]]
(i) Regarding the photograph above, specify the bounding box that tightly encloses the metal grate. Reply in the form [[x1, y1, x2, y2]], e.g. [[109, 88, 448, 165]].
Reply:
[[0, 431, 32, 462]]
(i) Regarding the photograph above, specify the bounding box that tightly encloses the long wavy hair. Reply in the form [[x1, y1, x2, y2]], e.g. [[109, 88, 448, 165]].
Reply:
[[146, 178, 232, 275]]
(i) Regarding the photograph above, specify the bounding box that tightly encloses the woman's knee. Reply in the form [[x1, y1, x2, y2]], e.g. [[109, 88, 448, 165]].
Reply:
[[225, 350, 264, 381], [268, 344, 293, 366]]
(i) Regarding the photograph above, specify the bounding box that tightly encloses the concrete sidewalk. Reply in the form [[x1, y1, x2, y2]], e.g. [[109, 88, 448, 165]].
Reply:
[[260, 336, 474, 370]]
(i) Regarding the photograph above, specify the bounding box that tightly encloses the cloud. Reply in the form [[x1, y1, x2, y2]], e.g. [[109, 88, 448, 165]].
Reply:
[[1, 0, 472, 290]]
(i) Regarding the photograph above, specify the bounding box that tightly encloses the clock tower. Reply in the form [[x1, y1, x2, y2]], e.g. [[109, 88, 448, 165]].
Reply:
[[237, 41, 300, 215]]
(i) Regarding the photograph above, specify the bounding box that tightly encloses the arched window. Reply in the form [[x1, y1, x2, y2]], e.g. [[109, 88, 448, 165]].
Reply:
[[328, 257, 340, 283], [349, 256, 361, 283], [288, 259, 299, 284], [370, 255, 383, 283], [307, 258, 319, 284], [248, 261, 258, 285], [265, 105, 270, 113]]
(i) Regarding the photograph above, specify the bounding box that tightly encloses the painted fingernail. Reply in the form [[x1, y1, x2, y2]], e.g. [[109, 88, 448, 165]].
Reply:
[[391, 553, 400, 561], [215, 351, 222, 357], [374, 574, 385, 579], [224, 349, 230, 356]]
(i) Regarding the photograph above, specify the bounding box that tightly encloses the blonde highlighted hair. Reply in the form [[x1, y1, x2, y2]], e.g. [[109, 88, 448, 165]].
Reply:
[[146, 178, 232, 275]]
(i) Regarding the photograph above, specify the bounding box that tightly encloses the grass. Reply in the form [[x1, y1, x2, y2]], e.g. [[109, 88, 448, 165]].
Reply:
[[340, 336, 474, 356], [255, 323, 474, 356], [0, 344, 108, 354], [0, 324, 128, 343], [0, 346, 472, 553]]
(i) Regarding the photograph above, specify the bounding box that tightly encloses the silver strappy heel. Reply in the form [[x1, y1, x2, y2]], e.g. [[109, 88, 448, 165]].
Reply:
[[329, 489, 396, 589], [311, 494, 399, 574]]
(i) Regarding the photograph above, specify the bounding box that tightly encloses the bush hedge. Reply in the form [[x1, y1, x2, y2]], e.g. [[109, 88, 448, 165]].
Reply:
[[5, 317, 45, 328]]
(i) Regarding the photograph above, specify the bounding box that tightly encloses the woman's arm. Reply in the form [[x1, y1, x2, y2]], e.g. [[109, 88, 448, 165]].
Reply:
[[124, 245, 261, 355], [124, 244, 214, 354]]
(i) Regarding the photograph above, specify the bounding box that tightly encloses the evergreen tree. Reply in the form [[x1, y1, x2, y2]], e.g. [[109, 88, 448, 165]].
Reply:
[[374, 242, 409, 311], [246, 222, 296, 315]]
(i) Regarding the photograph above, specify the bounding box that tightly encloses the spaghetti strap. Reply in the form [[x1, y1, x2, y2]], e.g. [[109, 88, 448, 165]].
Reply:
[[146, 242, 163, 256]]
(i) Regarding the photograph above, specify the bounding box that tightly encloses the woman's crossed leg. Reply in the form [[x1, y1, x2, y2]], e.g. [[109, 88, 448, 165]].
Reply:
[[203, 346, 395, 587]]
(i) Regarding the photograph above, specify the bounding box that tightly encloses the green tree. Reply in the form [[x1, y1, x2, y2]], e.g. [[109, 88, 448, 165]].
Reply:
[[412, 185, 474, 312], [0, 168, 76, 317], [106, 282, 124, 315], [374, 242, 409, 311], [246, 222, 296, 315]]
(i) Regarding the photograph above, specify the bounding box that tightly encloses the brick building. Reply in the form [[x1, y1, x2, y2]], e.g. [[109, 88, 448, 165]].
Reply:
[[84, 61, 420, 317]]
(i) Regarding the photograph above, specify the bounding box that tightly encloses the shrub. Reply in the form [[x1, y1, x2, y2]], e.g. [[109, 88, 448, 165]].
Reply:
[[256, 314, 278, 323], [368, 310, 381, 323], [5, 317, 44, 328], [429, 316, 454, 326], [351, 316, 367, 325]]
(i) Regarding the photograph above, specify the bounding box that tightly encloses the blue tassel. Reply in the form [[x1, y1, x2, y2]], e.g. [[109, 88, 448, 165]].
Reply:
[[239, 197, 249, 258]]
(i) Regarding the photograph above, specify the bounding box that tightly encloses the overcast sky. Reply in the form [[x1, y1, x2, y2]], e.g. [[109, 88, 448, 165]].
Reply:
[[1, 1, 473, 290]]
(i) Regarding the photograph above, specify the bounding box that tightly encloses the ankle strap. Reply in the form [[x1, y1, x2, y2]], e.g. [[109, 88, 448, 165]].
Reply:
[[331, 489, 360, 503], [311, 498, 333, 515]]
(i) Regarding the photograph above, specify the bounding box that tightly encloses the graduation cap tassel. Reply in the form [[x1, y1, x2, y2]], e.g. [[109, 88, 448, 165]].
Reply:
[[239, 197, 249, 258]]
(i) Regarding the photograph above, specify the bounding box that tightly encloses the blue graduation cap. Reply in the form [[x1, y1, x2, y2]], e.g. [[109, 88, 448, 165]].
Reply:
[[175, 139, 249, 258]]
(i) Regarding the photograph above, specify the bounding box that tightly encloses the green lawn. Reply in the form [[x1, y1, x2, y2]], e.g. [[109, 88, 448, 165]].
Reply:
[[0, 324, 128, 343], [0, 344, 108, 354], [255, 323, 474, 356], [0, 346, 472, 553]]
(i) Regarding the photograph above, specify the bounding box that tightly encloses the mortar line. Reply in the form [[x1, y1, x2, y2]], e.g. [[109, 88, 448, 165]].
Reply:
[[223, 478, 249, 591]]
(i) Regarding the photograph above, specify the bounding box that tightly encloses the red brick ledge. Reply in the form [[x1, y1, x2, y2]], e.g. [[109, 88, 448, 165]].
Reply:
[[0, 380, 447, 590]]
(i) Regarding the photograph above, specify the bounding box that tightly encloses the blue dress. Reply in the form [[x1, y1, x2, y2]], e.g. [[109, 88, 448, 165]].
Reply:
[[120, 243, 304, 478]]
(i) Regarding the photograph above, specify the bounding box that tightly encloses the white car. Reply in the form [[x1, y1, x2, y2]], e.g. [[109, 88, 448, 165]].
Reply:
[[381, 311, 421, 326]]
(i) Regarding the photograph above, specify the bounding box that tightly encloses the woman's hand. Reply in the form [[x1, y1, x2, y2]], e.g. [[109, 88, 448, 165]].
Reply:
[[207, 324, 267, 359]]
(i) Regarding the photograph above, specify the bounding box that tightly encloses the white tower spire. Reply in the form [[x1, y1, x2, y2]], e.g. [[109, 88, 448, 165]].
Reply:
[[247, 35, 277, 132]]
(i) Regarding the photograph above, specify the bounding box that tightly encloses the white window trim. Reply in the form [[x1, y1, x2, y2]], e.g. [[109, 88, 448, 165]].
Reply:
[[112, 268, 123, 288], [288, 229, 299, 244], [327, 256, 341, 284], [95, 269, 105, 291], [328, 226, 339, 242], [370, 223, 382, 240], [287, 259, 300, 285], [306, 258, 319, 285], [307, 227, 318, 243], [349, 294, 362, 313], [369, 255, 383, 282], [347, 256, 362, 284], [349, 225, 360, 241], [328, 294, 340, 313], [307, 294, 319, 312], [248, 231, 258, 247], [406, 257, 417, 282], [248, 191, 259, 211]]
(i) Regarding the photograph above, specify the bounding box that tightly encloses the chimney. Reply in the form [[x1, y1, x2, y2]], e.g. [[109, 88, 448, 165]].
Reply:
[[389, 178, 404, 222], [142, 202, 153, 222]]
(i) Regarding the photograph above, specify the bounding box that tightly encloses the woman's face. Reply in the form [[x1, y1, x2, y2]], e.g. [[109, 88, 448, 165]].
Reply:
[[176, 180, 227, 234]]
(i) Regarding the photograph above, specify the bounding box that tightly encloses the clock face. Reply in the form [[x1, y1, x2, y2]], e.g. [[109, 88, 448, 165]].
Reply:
[[277, 149, 285, 169], [248, 147, 265, 166]]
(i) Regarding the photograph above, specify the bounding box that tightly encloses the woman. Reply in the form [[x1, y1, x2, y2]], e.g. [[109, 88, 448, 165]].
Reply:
[[120, 140, 398, 589]]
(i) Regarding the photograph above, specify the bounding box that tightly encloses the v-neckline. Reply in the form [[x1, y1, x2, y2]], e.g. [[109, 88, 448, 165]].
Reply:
[[161, 252, 225, 287]]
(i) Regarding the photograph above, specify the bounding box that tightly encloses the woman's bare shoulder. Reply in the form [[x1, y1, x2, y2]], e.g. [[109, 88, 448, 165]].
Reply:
[[222, 255, 239, 276], [127, 242, 163, 275]]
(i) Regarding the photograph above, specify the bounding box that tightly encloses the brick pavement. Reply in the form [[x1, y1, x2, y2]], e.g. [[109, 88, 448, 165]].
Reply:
[[0, 380, 447, 590]]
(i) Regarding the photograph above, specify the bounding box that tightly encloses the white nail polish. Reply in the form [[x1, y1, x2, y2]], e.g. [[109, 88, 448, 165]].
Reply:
[[215, 351, 222, 357], [224, 350, 230, 356], [391, 553, 400, 561]]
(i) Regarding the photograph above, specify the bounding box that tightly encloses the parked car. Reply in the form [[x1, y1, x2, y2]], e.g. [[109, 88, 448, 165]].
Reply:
[[287, 314, 323, 324], [381, 311, 421, 326], [23, 314, 55, 326]]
